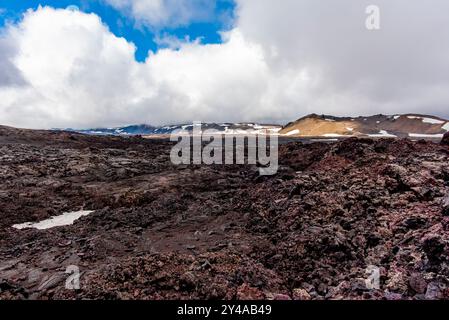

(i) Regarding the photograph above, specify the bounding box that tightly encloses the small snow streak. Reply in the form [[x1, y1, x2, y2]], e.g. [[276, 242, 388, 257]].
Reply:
[[13, 210, 94, 230]]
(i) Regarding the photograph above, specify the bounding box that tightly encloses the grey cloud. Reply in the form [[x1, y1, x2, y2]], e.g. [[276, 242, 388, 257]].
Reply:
[[236, 0, 449, 118], [0, 36, 27, 87]]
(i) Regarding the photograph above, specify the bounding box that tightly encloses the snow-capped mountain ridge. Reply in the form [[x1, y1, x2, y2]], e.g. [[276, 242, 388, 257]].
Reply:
[[64, 113, 449, 138], [67, 123, 282, 136], [280, 113, 449, 138]]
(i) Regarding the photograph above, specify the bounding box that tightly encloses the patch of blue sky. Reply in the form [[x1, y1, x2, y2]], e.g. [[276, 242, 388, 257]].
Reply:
[[0, 0, 236, 61]]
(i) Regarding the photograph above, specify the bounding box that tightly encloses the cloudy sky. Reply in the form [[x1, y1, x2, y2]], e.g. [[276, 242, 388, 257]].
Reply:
[[0, 0, 449, 129]]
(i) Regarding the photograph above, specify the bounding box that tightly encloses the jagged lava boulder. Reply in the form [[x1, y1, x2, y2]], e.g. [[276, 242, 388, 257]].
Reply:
[[442, 132, 449, 146]]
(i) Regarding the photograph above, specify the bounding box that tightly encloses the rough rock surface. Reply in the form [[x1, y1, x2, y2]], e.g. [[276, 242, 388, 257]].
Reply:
[[1, 127, 449, 300], [442, 132, 449, 146]]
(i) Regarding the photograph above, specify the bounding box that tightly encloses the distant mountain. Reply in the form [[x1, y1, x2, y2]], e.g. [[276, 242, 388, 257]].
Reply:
[[280, 114, 449, 139], [66, 123, 282, 136], [64, 114, 449, 139], [66, 124, 157, 136]]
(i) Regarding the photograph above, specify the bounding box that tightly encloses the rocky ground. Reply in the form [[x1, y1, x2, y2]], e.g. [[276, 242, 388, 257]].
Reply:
[[1, 126, 449, 300]]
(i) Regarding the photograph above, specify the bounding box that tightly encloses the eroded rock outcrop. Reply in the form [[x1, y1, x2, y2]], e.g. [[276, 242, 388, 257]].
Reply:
[[441, 132, 449, 146]]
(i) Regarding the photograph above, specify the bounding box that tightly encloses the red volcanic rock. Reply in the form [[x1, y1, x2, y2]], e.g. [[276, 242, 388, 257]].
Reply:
[[1, 126, 449, 300]]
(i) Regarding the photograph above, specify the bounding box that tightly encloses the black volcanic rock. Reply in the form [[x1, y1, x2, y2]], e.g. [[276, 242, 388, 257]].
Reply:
[[441, 132, 449, 146]]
